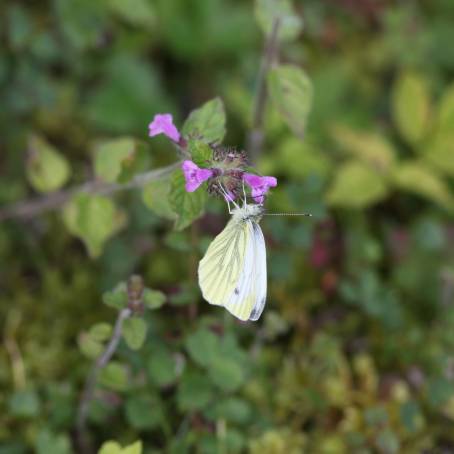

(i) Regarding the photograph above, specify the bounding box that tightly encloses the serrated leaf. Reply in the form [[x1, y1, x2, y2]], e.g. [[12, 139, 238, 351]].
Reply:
[[26, 135, 70, 193], [182, 98, 226, 143], [255, 0, 303, 42], [392, 162, 454, 211], [268, 65, 313, 138], [327, 162, 388, 208], [392, 72, 431, 146], [89, 323, 112, 342], [94, 137, 149, 183], [331, 126, 396, 171], [185, 328, 220, 368], [62, 194, 125, 257], [169, 169, 206, 230], [208, 356, 245, 392], [143, 288, 166, 310], [188, 139, 213, 167], [99, 362, 128, 391], [122, 317, 147, 350]]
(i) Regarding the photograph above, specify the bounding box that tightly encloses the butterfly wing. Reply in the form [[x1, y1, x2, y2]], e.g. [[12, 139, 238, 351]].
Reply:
[[198, 218, 267, 321]]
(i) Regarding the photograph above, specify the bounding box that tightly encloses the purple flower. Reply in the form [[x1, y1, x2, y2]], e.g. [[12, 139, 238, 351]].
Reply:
[[148, 113, 180, 143], [243, 173, 278, 203], [182, 160, 214, 192]]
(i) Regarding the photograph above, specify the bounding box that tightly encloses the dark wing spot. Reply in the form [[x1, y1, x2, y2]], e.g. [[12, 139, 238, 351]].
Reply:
[[234, 288, 239, 295]]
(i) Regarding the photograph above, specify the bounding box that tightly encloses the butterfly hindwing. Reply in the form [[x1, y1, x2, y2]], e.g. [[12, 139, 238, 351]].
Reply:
[[198, 217, 267, 321]]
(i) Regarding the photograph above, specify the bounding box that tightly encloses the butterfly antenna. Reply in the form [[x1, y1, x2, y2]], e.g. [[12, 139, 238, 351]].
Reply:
[[218, 183, 239, 213], [241, 179, 247, 207], [264, 212, 312, 216]]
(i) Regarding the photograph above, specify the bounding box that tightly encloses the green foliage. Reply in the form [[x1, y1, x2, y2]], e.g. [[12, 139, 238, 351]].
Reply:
[[3, 0, 454, 452], [267, 65, 313, 137], [26, 135, 70, 192], [169, 169, 207, 230], [182, 97, 226, 143], [122, 317, 147, 350], [63, 194, 125, 257]]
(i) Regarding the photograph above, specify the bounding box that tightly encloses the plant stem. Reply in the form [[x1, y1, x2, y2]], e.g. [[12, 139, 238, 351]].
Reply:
[[247, 17, 281, 162], [0, 162, 180, 223], [76, 307, 132, 454]]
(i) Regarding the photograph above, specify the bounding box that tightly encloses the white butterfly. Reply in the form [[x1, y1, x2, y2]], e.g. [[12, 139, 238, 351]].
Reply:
[[198, 199, 267, 322]]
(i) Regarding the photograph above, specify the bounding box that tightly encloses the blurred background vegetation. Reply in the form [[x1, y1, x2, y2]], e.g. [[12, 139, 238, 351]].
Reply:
[[1, 0, 454, 453]]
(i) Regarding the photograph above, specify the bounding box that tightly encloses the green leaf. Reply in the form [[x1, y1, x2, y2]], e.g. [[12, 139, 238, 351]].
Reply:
[[122, 441, 142, 454], [62, 194, 126, 257], [188, 139, 213, 167], [98, 441, 122, 454], [94, 138, 150, 184], [423, 131, 454, 177], [331, 126, 397, 172], [107, 0, 154, 27], [26, 135, 70, 193], [177, 372, 214, 411], [102, 285, 128, 310], [122, 317, 147, 350], [169, 169, 207, 230], [326, 162, 388, 208], [255, 0, 303, 42], [392, 162, 454, 211], [209, 398, 252, 424], [268, 65, 313, 138], [8, 390, 40, 418], [392, 71, 431, 146], [89, 323, 113, 342], [125, 395, 162, 429], [78, 332, 103, 359], [185, 328, 220, 368], [437, 83, 454, 131], [376, 429, 399, 454], [35, 429, 71, 454], [99, 362, 128, 391], [142, 177, 177, 221], [208, 356, 245, 392], [182, 97, 226, 143], [147, 348, 178, 387], [143, 288, 166, 310]]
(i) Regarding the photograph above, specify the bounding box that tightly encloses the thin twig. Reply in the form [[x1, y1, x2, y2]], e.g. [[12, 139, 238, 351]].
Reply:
[[76, 307, 132, 453], [247, 18, 281, 162], [0, 162, 181, 223]]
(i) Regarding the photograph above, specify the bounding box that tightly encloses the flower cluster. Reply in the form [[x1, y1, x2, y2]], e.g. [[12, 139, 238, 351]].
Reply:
[[148, 113, 277, 204]]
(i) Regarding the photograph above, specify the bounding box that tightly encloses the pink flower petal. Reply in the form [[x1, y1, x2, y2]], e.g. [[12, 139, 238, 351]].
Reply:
[[243, 173, 278, 203], [181, 160, 214, 193], [148, 113, 181, 142]]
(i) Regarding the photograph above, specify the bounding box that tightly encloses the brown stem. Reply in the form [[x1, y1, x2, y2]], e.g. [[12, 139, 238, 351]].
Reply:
[[247, 18, 281, 162], [75, 307, 132, 453], [0, 162, 181, 223]]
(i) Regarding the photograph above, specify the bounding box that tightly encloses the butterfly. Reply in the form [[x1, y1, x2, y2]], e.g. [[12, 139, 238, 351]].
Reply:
[[198, 199, 267, 321]]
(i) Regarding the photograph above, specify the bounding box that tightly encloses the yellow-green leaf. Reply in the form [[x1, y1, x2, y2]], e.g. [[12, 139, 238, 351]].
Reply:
[[122, 317, 147, 350], [26, 135, 70, 193], [391, 72, 431, 146], [168, 169, 206, 231], [268, 65, 313, 138], [331, 126, 396, 172], [392, 162, 453, 211], [327, 162, 388, 208], [122, 440, 142, 454], [108, 0, 154, 27], [62, 194, 126, 257], [98, 441, 122, 454], [423, 131, 454, 178], [437, 83, 454, 131], [142, 177, 177, 221], [99, 362, 128, 391]]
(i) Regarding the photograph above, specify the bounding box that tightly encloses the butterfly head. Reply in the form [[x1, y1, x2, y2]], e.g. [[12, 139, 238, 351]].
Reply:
[[232, 203, 265, 223]]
